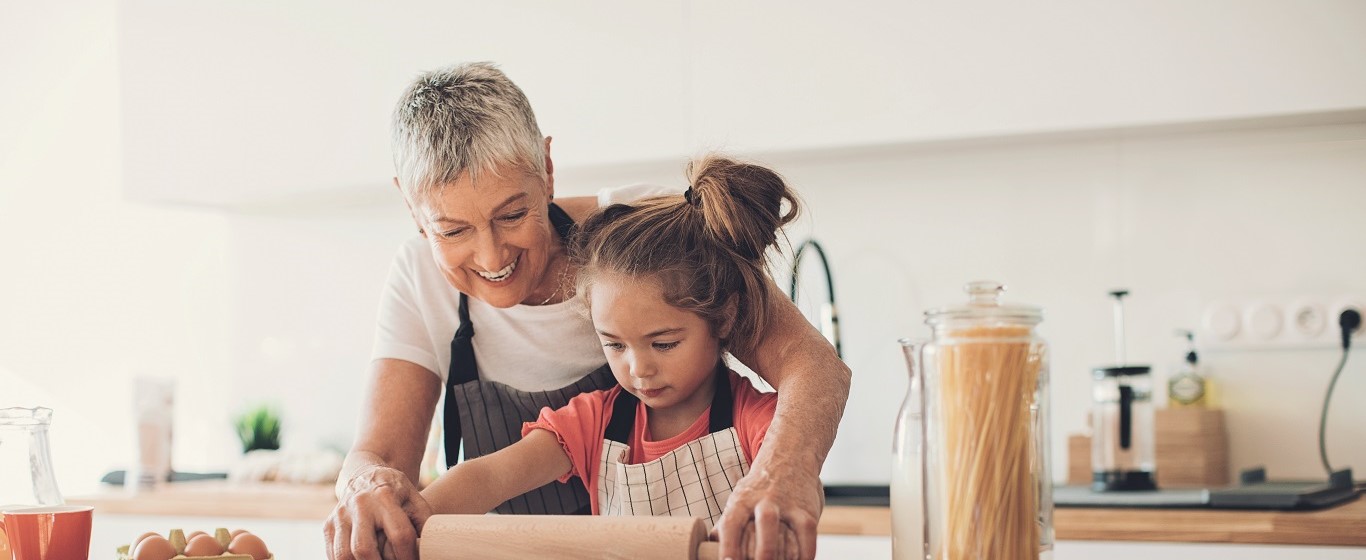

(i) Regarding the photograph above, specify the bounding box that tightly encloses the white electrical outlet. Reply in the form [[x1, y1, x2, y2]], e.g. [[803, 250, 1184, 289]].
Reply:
[[1201, 294, 1363, 350], [1288, 297, 1328, 340]]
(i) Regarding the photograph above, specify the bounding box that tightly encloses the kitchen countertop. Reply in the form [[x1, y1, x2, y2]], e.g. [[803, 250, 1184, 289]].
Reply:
[[69, 482, 1366, 545], [69, 481, 338, 520], [815, 497, 1366, 547]]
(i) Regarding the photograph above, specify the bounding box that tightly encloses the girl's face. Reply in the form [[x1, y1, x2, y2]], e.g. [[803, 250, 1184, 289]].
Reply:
[[590, 274, 723, 415], [408, 167, 562, 308]]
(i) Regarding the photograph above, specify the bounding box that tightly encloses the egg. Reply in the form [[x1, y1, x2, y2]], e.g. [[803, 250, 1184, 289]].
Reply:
[[184, 533, 225, 556], [132, 535, 178, 560], [230, 528, 249, 539], [129, 531, 161, 552], [228, 533, 271, 560], [186, 530, 208, 541]]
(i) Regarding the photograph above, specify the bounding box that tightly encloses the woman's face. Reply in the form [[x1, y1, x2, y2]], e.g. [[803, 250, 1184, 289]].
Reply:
[[590, 274, 722, 417], [410, 168, 561, 308]]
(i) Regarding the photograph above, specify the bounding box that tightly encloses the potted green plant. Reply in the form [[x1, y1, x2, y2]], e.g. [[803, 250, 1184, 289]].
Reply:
[[234, 404, 282, 453]]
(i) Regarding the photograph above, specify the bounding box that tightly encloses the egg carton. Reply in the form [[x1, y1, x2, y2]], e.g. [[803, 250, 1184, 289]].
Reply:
[[116, 528, 274, 560]]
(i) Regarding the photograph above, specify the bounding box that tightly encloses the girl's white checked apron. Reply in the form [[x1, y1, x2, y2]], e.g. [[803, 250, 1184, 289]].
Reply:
[[597, 368, 751, 531]]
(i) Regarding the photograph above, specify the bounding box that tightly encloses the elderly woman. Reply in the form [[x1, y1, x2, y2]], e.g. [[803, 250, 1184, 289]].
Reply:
[[323, 62, 850, 560]]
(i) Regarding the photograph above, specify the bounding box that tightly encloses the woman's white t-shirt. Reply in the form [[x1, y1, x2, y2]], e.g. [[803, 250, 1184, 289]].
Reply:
[[369, 184, 677, 391]]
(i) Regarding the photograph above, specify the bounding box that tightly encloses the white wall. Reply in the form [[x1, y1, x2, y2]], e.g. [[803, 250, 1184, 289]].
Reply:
[[772, 120, 1366, 484], [557, 119, 1366, 485], [0, 0, 237, 495], [112, 0, 1366, 207]]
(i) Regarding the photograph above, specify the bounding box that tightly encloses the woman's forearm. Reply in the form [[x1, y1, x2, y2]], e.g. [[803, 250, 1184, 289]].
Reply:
[[739, 283, 852, 479], [754, 343, 851, 477], [335, 359, 444, 499]]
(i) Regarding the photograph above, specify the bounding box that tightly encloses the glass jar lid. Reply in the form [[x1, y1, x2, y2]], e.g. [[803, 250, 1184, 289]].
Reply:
[[925, 280, 1042, 326]]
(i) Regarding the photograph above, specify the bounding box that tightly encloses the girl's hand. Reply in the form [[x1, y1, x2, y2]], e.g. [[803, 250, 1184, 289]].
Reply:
[[324, 465, 433, 560], [713, 466, 821, 560]]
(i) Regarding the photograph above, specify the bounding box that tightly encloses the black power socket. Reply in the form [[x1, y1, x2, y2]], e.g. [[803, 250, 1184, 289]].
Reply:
[[1341, 308, 1363, 349]]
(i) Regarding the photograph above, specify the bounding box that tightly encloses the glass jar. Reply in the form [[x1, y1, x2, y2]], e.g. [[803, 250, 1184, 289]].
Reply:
[[903, 281, 1053, 560], [891, 339, 925, 560], [0, 407, 64, 508]]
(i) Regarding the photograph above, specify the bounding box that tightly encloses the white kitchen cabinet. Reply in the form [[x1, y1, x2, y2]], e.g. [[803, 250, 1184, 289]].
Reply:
[[117, 0, 689, 208], [687, 0, 1366, 153], [685, 1, 920, 153], [116, 1, 1366, 207]]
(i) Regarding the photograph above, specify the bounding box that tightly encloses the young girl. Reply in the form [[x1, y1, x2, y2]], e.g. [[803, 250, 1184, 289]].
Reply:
[[419, 154, 801, 531]]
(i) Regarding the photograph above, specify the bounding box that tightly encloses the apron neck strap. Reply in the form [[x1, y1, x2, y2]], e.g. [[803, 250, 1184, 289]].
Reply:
[[548, 201, 575, 243], [605, 364, 733, 443]]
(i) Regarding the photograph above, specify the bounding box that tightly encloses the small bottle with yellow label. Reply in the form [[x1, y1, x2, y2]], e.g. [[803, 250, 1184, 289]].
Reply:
[[1168, 330, 1209, 407]]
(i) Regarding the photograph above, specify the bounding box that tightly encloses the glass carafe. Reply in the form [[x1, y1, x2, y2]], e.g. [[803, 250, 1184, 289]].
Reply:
[[1090, 367, 1157, 491], [909, 281, 1053, 560], [0, 407, 64, 509], [891, 339, 925, 560]]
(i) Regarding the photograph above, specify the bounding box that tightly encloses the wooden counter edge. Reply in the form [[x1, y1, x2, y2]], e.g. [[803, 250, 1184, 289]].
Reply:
[[69, 482, 1366, 547], [67, 481, 339, 521], [1054, 497, 1366, 547], [818, 506, 893, 536], [824, 499, 1366, 547]]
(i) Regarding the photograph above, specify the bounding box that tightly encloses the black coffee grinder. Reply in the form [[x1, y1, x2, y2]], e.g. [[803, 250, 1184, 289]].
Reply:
[[1091, 289, 1159, 492]]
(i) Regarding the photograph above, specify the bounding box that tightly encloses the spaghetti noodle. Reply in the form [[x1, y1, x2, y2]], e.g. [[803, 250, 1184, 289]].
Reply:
[[934, 325, 1043, 560]]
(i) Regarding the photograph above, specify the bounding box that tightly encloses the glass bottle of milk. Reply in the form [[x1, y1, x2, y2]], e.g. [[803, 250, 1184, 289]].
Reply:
[[892, 339, 925, 560]]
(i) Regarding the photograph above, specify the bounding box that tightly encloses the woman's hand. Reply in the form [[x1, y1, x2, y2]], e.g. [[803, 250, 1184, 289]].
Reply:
[[713, 466, 822, 560], [324, 465, 433, 560]]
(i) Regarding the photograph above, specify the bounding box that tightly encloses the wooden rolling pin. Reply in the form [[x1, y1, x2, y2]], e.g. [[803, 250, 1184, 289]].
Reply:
[[419, 515, 721, 560]]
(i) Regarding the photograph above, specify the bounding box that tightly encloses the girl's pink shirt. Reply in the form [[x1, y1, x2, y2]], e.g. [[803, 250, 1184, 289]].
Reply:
[[521, 369, 777, 513]]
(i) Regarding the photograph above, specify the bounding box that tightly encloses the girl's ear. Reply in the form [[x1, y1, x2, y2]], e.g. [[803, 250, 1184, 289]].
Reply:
[[717, 294, 739, 340]]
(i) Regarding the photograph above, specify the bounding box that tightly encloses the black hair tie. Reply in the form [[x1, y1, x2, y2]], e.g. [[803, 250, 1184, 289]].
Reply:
[[684, 186, 700, 207]]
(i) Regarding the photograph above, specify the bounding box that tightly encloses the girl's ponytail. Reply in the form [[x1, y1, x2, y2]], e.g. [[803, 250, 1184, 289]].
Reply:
[[573, 153, 801, 358], [685, 155, 800, 263]]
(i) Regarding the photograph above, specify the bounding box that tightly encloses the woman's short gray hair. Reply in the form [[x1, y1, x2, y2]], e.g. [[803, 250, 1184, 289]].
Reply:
[[391, 62, 546, 205]]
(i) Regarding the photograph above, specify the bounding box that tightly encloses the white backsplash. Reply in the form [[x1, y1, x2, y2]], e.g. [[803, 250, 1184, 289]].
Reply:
[[771, 120, 1366, 485]]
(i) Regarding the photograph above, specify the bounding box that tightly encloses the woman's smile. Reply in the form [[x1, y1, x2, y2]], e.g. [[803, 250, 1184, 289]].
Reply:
[[413, 168, 563, 308], [475, 254, 519, 283]]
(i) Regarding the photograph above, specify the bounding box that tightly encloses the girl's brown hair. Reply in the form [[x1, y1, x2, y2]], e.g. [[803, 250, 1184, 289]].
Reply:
[[573, 154, 801, 357]]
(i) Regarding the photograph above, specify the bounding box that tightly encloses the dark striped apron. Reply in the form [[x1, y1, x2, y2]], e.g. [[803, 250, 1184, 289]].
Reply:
[[596, 367, 750, 531], [442, 202, 617, 515]]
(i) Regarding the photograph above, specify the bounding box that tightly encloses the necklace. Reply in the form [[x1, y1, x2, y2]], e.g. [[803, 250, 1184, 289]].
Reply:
[[532, 255, 575, 306], [536, 285, 560, 306]]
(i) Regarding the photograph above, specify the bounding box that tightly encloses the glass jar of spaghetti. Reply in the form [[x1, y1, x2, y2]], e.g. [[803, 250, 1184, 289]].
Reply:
[[913, 280, 1052, 560]]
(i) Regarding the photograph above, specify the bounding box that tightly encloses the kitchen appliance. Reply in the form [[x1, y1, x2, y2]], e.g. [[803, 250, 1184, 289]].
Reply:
[[1091, 290, 1158, 492], [901, 281, 1053, 559]]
